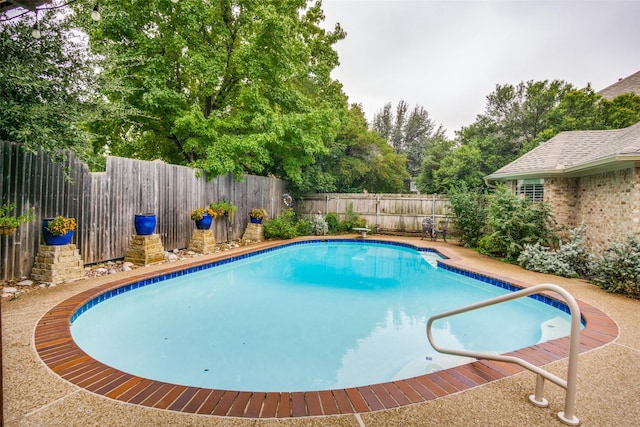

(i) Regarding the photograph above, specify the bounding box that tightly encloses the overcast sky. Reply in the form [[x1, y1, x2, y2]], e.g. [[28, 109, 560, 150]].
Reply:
[[321, 0, 640, 137]]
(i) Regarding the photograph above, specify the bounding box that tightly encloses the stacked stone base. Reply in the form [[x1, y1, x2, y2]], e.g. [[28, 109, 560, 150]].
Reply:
[[242, 223, 264, 243], [124, 234, 165, 266], [31, 244, 84, 284], [188, 229, 217, 254]]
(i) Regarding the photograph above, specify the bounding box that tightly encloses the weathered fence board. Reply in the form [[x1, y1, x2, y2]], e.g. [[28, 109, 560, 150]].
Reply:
[[0, 141, 287, 281], [299, 193, 451, 233]]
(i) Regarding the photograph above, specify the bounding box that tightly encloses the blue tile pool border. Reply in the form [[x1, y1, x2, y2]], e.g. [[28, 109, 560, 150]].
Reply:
[[70, 239, 576, 325]]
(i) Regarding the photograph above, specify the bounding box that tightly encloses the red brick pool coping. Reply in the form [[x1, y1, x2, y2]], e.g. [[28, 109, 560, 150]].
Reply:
[[34, 240, 618, 419]]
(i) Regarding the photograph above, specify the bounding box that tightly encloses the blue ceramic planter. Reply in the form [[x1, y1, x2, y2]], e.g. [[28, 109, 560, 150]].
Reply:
[[134, 213, 156, 235], [195, 214, 213, 230], [42, 219, 73, 245], [249, 217, 263, 224]]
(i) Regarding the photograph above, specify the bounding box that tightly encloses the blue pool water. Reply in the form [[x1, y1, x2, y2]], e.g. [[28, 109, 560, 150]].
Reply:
[[71, 241, 573, 392]]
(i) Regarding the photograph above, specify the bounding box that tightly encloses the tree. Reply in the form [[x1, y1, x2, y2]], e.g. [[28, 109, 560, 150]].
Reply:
[[448, 79, 640, 190], [75, 0, 348, 184], [459, 80, 575, 158], [372, 100, 446, 177], [293, 104, 409, 193], [0, 12, 100, 166], [532, 88, 640, 150], [415, 135, 455, 193]]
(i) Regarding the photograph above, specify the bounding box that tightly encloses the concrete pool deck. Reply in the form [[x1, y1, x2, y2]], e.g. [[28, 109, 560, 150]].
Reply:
[[2, 236, 639, 426]]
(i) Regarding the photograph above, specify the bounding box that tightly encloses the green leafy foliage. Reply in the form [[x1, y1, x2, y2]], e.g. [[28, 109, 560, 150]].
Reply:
[[517, 223, 592, 278], [263, 209, 299, 239], [75, 0, 348, 184], [591, 236, 640, 299], [428, 80, 640, 191], [0, 13, 101, 167], [447, 187, 487, 248], [294, 104, 409, 193], [318, 208, 365, 234], [324, 212, 339, 234], [478, 186, 556, 261], [0, 203, 35, 228], [338, 203, 366, 232], [372, 100, 446, 178], [415, 136, 455, 194], [210, 200, 237, 221]]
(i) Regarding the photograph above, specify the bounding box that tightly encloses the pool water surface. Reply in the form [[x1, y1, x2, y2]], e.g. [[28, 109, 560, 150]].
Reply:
[[70, 241, 574, 392]]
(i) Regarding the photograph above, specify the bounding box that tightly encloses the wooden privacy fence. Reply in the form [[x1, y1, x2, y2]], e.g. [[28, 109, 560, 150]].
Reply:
[[0, 141, 287, 281], [299, 193, 451, 233]]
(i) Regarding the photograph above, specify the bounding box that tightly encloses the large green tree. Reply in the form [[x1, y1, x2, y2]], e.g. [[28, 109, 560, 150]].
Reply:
[[294, 104, 409, 193], [77, 0, 347, 184], [372, 100, 445, 177], [0, 12, 100, 165], [425, 79, 640, 192], [459, 80, 574, 159]]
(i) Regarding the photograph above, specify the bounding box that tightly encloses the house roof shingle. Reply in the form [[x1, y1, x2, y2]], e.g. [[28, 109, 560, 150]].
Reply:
[[486, 121, 640, 180], [596, 70, 640, 100]]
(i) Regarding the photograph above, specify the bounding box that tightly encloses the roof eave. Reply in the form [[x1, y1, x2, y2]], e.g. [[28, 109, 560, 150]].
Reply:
[[485, 169, 565, 182], [563, 155, 640, 175], [486, 155, 640, 182]]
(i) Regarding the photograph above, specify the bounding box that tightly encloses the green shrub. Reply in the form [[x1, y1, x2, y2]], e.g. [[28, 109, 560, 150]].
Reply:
[[479, 185, 556, 262], [448, 187, 487, 248], [517, 223, 592, 278], [296, 218, 312, 236], [338, 203, 361, 232], [325, 213, 339, 234], [591, 236, 640, 299], [263, 209, 299, 239], [325, 206, 366, 233]]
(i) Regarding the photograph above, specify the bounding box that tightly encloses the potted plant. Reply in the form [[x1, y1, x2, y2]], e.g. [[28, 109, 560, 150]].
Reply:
[[249, 208, 268, 224], [42, 215, 77, 245], [190, 207, 216, 230], [210, 199, 237, 242], [0, 203, 35, 235], [210, 200, 237, 219]]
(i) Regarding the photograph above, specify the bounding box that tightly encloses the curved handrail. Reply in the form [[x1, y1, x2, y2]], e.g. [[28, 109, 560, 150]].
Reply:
[[426, 283, 581, 426]]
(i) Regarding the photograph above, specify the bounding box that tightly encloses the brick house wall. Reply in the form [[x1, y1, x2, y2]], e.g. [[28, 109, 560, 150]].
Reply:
[[573, 166, 640, 251], [545, 166, 640, 251], [544, 177, 579, 229], [506, 166, 640, 252]]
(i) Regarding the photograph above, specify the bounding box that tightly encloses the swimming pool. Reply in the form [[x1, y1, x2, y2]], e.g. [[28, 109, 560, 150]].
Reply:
[[35, 238, 617, 418], [70, 240, 575, 392]]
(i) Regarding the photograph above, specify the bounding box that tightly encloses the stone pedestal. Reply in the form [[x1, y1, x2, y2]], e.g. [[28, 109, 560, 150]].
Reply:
[[188, 229, 217, 254], [31, 244, 84, 284], [242, 223, 264, 243], [124, 234, 165, 266]]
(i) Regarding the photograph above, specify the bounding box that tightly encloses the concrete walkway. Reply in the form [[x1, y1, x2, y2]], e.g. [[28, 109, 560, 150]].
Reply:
[[2, 236, 639, 426]]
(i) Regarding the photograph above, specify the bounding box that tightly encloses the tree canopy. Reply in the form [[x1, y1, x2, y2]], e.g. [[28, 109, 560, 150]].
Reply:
[[372, 100, 446, 178], [418, 80, 640, 192], [76, 0, 348, 185], [0, 12, 99, 165], [293, 104, 409, 193]]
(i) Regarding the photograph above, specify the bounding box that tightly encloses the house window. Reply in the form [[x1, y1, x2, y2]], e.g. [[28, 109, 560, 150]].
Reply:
[[516, 179, 544, 202]]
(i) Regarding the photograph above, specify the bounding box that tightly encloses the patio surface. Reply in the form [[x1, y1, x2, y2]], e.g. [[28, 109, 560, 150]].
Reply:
[[2, 236, 639, 426]]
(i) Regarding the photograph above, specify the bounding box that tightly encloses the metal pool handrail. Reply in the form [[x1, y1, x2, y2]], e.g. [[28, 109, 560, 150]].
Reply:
[[426, 283, 581, 426]]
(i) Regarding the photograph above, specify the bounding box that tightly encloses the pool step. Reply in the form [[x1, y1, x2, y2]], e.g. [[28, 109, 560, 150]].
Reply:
[[420, 252, 440, 268]]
